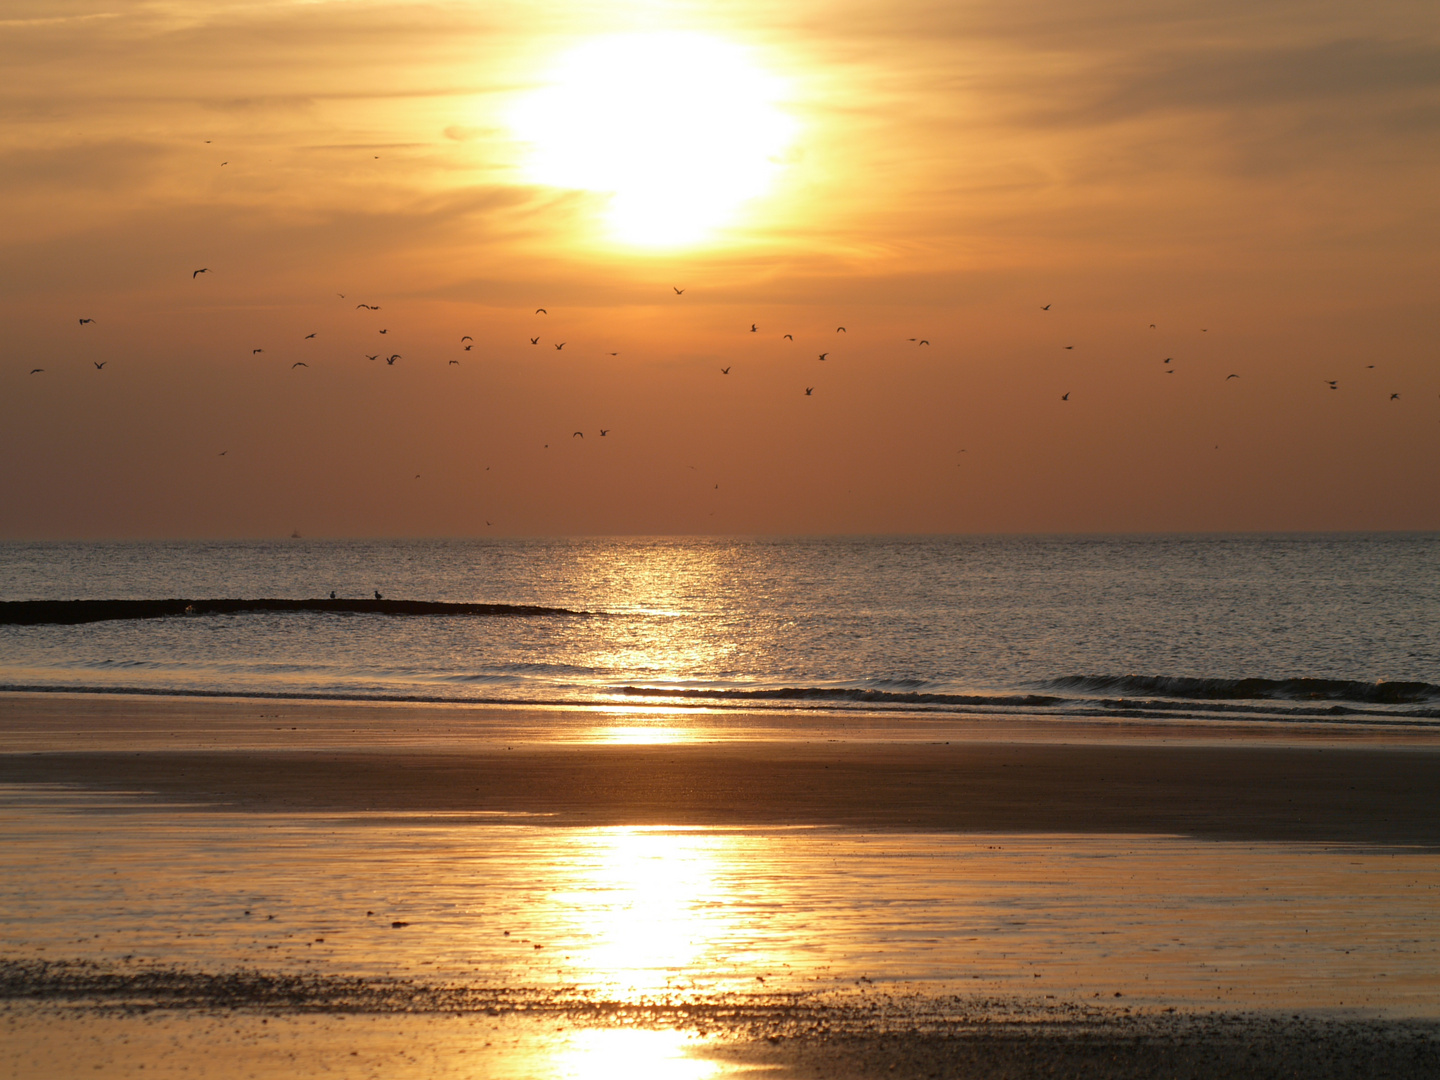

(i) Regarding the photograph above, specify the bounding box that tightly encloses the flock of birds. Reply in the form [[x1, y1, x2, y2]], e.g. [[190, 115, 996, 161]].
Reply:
[[33, 278, 1420, 413]]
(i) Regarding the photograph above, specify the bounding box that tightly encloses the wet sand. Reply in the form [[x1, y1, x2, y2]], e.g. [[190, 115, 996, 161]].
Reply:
[[1, 693, 1438, 845], [3, 692, 1440, 1078]]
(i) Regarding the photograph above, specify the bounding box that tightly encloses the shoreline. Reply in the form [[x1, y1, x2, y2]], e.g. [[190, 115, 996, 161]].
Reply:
[[3, 693, 1439, 845]]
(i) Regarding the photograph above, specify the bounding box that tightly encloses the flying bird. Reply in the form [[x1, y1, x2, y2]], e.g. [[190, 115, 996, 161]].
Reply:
[[1164, 358, 1172, 364], [573, 431, 583, 438], [535, 308, 547, 314], [463, 344, 472, 351], [836, 327, 846, 333], [530, 337, 540, 345], [1391, 393, 1400, 400], [1064, 345, 1074, 350], [783, 334, 793, 340], [720, 366, 730, 374], [805, 387, 814, 395], [252, 349, 263, 354], [386, 355, 400, 364], [673, 287, 685, 294], [29, 368, 43, 374], [1149, 323, 1156, 329], [93, 362, 106, 370], [1226, 374, 1239, 380], [750, 324, 757, 332], [304, 333, 316, 339], [378, 329, 387, 334], [78, 318, 95, 325], [599, 429, 609, 436], [365, 354, 378, 361], [461, 336, 473, 342], [356, 304, 379, 310], [1061, 392, 1070, 401], [918, 340, 930, 345], [449, 360, 460, 365], [818, 352, 828, 361], [219, 451, 227, 456], [292, 362, 308, 368], [193, 269, 209, 278], [1041, 304, 1051, 311], [554, 342, 565, 350], [1325, 380, 1338, 389]]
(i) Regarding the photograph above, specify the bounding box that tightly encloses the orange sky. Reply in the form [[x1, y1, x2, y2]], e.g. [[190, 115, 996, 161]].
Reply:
[[2, 0, 1437, 538]]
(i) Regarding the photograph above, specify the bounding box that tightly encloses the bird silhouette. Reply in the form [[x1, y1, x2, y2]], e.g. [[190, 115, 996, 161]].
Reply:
[[1325, 381, 1338, 389], [673, 287, 684, 294], [356, 304, 379, 310], [365, 354, 378, 361], [1164, 358, 1172, 364], [836, 327, 846, 333], [304, 333, 316, 339], [449, 360, 460, 365], [29, 368, 43, 374], [193, 269, 209, 278], [1149, 323, 1156, 329], [599, 429, 609, 436], [463, 344, 472, 351], [918, 340, 930, 345], [535, 308, 547, 314], [555, 342, 565, 350], [805, 387, 814, 395], [461, 336, 473, 342], [378, 329, 387, 334], [720, 366, 730, 374], [374, 590, 382, 600], [386, 355, 400, 365], [1226, 374, 1239, 380], [573, 431, 583, 438], [292, 362, 308, 368], [1042, 304, 1051, 311], [329, 591, 336, 599], [1061, 392, 1070, 401], [750, 324, 757, 332], [78, 318, 95, 325], [93, 362, 106, 370], [252, 349, 263, 354], [783, 334, 793, 340], [1391, 393, 1400, 400], [530, 337, 540, 345], [1064, 345, 1074, 350], [219, 450, 227, 456], [818, 352, 828, 361]]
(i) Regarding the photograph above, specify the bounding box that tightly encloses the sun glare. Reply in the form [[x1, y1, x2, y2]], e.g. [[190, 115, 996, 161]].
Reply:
[[509, 32, 796, 247]]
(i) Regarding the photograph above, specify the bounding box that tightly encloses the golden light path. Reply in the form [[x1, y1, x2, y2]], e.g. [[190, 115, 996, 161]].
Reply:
[[508, 32, 797, 247]]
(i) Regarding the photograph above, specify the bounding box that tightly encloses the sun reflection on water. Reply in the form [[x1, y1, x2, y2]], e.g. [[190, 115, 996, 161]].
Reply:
[[545, 1027, 720, 1080], [547, 828, 745, 997]]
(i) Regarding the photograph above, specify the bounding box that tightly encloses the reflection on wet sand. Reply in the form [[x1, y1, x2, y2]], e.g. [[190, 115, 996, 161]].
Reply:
[[4, 789, 1439, 1017]]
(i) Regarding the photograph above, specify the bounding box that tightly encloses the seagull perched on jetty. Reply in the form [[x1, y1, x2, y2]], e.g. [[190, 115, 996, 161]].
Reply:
[[374, 590, 382, 600]]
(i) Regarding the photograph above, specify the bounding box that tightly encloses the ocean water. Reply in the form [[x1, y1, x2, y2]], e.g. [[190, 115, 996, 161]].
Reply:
[[0, 534, 1437, 726]]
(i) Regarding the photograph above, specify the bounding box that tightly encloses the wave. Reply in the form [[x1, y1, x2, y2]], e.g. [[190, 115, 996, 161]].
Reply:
[[1040, 675, 1440, 706], [613, 686, 1064, 707], [0, 598, 588, 626]]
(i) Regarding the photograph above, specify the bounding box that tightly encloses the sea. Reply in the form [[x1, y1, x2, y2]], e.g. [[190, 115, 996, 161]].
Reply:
[[1, 534, 1437, 727]]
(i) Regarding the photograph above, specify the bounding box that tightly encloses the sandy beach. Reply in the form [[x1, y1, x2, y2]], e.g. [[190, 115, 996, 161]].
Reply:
[[3, 693, 1440, 1078]]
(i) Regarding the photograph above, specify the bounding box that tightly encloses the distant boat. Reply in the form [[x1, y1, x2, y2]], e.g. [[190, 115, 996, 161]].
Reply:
[[290, 529, 301, 539]]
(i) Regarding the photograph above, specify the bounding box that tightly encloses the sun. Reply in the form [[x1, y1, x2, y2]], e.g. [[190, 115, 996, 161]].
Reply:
[[509, 32, 797, 247]]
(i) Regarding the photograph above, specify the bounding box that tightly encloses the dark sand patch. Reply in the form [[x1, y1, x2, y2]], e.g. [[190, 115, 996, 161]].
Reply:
[[4, 740, 1439, 845], [3, 960, 1438, 1080]]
